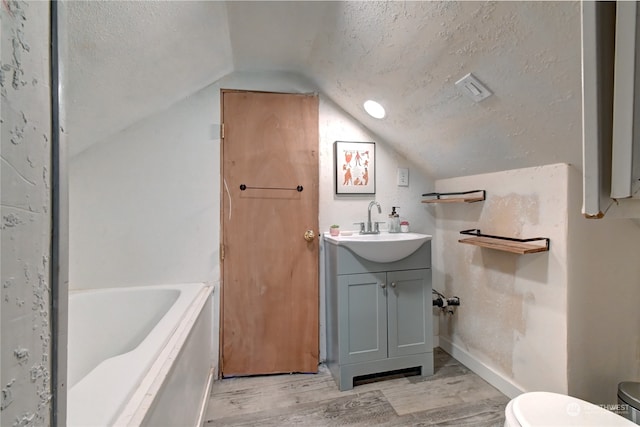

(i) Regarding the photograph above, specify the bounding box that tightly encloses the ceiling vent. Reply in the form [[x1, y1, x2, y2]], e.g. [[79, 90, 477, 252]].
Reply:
[[455, 73, 493, 102]]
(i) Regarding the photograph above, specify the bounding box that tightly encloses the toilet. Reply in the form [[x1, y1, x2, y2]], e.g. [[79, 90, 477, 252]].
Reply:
[[618, 382, 640, 424], [504, 391, 638, 426]]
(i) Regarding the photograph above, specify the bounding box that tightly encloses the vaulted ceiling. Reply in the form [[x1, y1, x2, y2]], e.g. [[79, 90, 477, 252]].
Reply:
[[63, 1, 582, 179]]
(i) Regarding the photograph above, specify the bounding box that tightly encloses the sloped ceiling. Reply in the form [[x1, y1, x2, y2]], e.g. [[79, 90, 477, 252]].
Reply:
[[63, 1, 233, 156], [63, 1, 582, 179]]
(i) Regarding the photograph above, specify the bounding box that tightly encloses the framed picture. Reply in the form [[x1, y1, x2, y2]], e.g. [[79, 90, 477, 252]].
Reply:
[[334, 141, 375, 194]]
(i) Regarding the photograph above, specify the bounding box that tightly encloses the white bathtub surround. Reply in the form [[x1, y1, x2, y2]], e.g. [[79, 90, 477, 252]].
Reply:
[[120, 285, 214, 427], [140, 293, 215, 427], [433, 164, 570, 396], [67, 283, 213, 427]]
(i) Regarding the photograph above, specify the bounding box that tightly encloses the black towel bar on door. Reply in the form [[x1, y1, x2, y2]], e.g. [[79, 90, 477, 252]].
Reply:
[[239, 184, 304, 192]]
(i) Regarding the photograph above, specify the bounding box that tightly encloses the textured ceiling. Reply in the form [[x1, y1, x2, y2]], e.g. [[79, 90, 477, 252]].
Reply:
[[63, 1, 233, 156], [63, 1, 582, 179]]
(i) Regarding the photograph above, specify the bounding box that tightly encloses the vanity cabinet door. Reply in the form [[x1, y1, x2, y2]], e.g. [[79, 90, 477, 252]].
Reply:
[[387, 269, 431, 358], [338, 272, 387, 364]]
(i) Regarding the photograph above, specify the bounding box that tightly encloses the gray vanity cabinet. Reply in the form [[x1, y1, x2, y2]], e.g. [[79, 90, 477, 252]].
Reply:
[[325, 240, 434, 391]]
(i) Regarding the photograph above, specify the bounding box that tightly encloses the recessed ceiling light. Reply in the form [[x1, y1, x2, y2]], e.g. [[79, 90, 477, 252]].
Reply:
[[364, 100, 386, 119]]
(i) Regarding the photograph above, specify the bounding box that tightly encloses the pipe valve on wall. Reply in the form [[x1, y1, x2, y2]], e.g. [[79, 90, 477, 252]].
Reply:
[[433, 289, 460, 315]]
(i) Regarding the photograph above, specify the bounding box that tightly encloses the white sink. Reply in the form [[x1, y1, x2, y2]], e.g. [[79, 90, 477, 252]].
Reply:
[[324, 232, 432, 263]]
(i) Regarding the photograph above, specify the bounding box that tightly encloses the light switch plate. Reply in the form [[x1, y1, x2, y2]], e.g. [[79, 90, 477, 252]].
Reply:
[[397, 168, 409, 186]]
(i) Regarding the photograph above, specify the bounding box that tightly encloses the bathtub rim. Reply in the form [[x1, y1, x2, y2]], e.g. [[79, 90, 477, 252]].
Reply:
[[67, 286, 183, 389], [111, 282, 214, 426]]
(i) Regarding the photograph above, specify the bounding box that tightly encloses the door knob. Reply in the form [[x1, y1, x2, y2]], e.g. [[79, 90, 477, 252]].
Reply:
[[304, 230, 315, 242], [390, 282, 397, 288], [380, 283, 386, 289]]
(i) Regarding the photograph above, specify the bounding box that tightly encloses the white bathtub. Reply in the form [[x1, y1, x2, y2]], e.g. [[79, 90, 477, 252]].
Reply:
[[67, 283, 214, 427]]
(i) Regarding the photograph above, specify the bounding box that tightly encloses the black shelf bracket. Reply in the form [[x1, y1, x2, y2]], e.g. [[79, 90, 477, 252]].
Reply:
[[422, 190, 486, 201], [460, 229, 550, 250]]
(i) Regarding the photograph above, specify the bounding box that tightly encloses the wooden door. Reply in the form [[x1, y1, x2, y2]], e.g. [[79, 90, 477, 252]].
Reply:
[[221, 90, 319, 376]]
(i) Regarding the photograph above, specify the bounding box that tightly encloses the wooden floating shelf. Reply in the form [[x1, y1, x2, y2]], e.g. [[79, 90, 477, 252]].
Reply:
[[458, 229, 550, 255], [423, 196, 485, 204], [459, 236, 549, 254], [422, 190, 485, 204]]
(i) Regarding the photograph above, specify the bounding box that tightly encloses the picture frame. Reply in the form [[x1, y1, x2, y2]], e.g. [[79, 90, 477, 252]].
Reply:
[[334, 141, 375, 194]]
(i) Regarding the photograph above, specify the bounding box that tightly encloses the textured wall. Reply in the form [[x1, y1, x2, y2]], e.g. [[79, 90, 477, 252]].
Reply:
[[432, 163, 640, 401], [1, 1, 52, 425], [433, 164, 569, 395]]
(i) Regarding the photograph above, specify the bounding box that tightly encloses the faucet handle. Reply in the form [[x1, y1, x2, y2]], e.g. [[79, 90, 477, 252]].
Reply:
[[353, 222, 365, 233], [374, 221, 385, 233]]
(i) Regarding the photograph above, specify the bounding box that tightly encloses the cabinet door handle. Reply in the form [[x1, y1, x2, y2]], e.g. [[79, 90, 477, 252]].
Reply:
[[380, 283, 386, 289], [390, 282, 396, 288]]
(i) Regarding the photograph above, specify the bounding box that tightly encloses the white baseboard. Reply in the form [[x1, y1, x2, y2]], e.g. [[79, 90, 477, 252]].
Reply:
[[437, 335, 524, 399]]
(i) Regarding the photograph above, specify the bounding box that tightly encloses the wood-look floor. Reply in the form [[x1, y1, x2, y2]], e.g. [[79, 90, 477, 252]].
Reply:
[[205, 348, 509, 426]]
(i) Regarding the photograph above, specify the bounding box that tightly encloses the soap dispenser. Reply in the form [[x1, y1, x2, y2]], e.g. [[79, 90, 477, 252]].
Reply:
[[388, 207, 400, 233]]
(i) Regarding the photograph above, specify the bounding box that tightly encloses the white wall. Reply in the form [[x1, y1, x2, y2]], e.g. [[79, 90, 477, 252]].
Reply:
[[69, 70, 435, 364], [1, 1, 53, 424], [69, 83, 220, 289], [318, 100, 434, 235], [567, 166, 640, 404], [433, 164, 570, 397]]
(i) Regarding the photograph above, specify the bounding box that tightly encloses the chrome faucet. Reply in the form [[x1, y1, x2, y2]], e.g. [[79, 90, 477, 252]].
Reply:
[[364, 200, 381, 234]]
